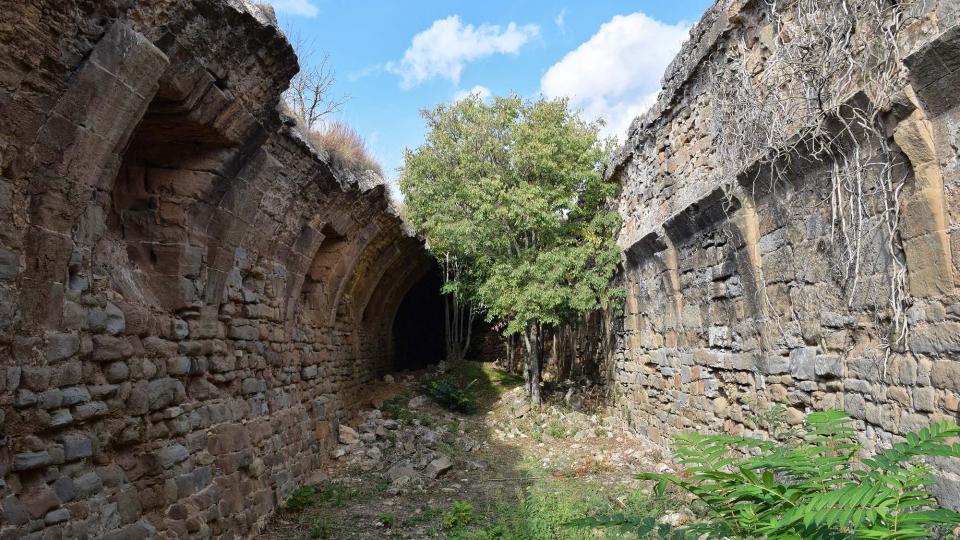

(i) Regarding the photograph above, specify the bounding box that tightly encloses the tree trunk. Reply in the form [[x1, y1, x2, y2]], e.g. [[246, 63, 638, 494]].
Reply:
[[522, 322, 542, 408], [440, 253, 473, 362], [504, 334, 516, 373]]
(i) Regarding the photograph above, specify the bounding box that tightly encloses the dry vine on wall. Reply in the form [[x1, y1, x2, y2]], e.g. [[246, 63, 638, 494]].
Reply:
[[709, 0, 925, 360]]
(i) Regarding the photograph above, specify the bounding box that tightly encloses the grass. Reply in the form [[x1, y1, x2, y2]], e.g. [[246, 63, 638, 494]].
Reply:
[[307, 517, 333, 539], [444, 478, 681, 540], [307, 121, 383, 176], [285, 486, 319, 512], [435, 361, 524, 409]]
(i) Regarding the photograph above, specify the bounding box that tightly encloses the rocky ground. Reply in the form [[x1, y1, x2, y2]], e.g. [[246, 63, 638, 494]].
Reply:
[[261, 362, 688, 540]]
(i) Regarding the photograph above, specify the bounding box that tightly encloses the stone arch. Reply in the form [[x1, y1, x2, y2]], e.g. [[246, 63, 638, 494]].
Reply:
[[98, 47, 265, 313], [18, 23, 169, 328], [299, 224, 349, 320]]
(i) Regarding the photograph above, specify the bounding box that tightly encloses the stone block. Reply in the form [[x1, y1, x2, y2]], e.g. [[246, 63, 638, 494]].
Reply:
[[100, 521, 156, 540], [0, 248, 18, 280], [156, 444, 190, 469], [147, 377, 186, 411], [22, 486, 60, 518], [45, 507, 70, 524], [53, 360, 82, 386], [21, 366, 51, 391], [62, 434, 94, 460], [92, 335, 134, 361], [167, 356, 191, 375], [759, 355, 789, 375], [74, 472, 103, 497], [932, 360, 960, 392], [45, 332, 79, 362], [74, 401, 109, 420], [241, 377, 266, 395], [814, 355, 843, 378], [913, 386, 936, 412], [910, 322, 960, 355], [0, 495, 29, 526], [789, 347, 817, 380], [14, 389, 37, 408], [48, 409, 74, 428], [105, 302, 126, 335], [228, 324, 258, 341], [105, 361, 131, 382], [52, 477, 77, 503], [12, 451, 53, 471], [38, 388, 64, 409], [208, 424, 250, 455]]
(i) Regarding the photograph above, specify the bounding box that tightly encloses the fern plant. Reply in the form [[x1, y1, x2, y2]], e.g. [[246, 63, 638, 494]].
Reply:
[[573, 410, 960, 539]]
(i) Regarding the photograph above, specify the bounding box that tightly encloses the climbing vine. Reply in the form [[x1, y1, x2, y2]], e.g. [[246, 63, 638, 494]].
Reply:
[[708, 0, 925, 353]]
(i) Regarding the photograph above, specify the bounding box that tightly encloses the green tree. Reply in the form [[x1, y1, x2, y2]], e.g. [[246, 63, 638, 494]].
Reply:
[[400, 94, 621, 406]]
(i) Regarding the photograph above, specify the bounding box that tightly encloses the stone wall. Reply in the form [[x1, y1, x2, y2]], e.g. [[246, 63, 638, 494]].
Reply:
[[610, 0, 960, 503], [0, 1, 430, 538]]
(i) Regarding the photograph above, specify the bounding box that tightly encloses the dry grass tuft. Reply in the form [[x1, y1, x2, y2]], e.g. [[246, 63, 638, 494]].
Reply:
[[305, 121, 383, 177]]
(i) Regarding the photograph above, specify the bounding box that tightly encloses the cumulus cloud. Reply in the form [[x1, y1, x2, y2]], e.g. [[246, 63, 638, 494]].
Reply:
[[541, 12, 689, 139], [554, 8, 567, 30], [268, 0, 319, 17], [454, 85, 492, 102], [387, 16, 539, 89]]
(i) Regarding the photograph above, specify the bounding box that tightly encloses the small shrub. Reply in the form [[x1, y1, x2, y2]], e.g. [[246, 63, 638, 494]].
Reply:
[[383, 396, 416, 423], [284, 485, 317, 512], [378, 512, 396, 528], [423, 379, 477, 413], [546, 420, 570, 439], [442, 501, 476, 530], [573, 410, 960, 539]]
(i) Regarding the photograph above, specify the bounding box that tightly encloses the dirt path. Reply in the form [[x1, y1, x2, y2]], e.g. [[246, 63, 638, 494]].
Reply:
[[262, 362, 679, 540]]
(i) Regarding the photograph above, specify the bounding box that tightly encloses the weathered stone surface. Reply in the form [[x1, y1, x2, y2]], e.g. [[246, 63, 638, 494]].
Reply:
[[147, 378, 186, 411], [13, 451, 53, 471], [62, 435, 93, 461], [156, 444, 190, 469], [789, 347, 817, 381], [608, 0, 960, 513], [932, 361, 960, 392], [92, 335, 134, 362], [338, 424, 360, 445], [424, 455, 453, 479]]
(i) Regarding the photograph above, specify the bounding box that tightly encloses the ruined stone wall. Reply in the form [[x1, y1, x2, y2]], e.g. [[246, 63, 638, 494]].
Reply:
[[0, 1, 430, 538], [610, 0, 960, 502]]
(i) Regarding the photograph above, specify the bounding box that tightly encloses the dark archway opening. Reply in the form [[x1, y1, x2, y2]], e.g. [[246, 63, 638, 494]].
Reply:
[[392, 266, 445, 370]]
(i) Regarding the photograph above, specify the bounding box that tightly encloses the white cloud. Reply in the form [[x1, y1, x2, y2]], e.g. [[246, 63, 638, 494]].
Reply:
[[540, 12, 689, 139], [554, 8, 567, 30], [268, 0, 319, 17], [454, 85, 492, 102], [387, 16, 540, 89]]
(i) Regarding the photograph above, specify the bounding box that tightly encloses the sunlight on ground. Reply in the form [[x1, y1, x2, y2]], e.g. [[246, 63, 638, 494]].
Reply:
[[263, 361, 686, 540]]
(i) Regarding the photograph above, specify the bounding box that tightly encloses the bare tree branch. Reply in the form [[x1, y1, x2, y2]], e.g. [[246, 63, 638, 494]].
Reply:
[[281, 20, 351, 130]]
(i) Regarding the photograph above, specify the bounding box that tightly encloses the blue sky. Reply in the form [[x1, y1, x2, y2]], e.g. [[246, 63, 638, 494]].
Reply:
[[271, 1, 713, 196]]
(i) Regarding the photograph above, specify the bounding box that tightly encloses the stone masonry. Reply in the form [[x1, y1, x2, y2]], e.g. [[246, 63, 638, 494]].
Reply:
[[609, 0, 960, 505], [0, 1, 430, 538]]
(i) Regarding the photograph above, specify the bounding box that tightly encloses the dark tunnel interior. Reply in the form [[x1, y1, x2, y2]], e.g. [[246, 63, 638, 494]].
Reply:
[[392, 266, 446, 370]]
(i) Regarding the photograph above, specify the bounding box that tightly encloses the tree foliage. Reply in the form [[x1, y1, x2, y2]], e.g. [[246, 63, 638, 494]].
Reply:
[[399, 94, 621, 404], [572, 410, 960, 539]]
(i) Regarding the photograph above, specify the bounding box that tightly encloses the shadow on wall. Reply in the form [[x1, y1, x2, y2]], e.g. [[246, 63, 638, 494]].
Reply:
[[391, 265, 445, 370]]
